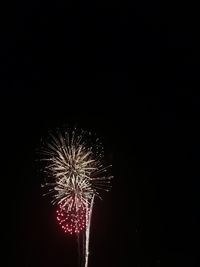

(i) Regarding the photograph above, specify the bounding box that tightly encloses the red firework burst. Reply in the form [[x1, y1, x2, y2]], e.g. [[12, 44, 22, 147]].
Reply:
[[56, 205, 89, 234]]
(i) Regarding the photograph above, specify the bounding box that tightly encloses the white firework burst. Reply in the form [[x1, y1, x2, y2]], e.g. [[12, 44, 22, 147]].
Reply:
[[41, 129, 112, 214]]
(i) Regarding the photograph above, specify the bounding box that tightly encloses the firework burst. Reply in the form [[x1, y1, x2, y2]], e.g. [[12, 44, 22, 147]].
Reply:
[[41, 129, 112, 233], [40, 128, 112, 267]]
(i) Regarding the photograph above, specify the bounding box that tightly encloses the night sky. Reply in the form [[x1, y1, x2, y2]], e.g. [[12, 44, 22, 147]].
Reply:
[[0, 1, 198, 267]]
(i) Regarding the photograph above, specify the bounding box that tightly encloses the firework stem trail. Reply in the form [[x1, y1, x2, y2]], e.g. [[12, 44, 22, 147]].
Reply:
[[84, 195, 95, 267]]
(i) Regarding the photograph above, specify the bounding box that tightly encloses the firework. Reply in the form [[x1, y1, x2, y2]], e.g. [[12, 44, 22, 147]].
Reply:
[[41, 129, 112, 267]]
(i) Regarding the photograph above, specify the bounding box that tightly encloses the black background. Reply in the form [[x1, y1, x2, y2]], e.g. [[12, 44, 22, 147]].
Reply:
[[0, 1, 198, 266]]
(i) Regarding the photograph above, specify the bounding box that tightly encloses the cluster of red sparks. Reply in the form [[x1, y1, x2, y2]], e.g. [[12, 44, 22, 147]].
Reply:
[[56, 205, 89, 234]]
